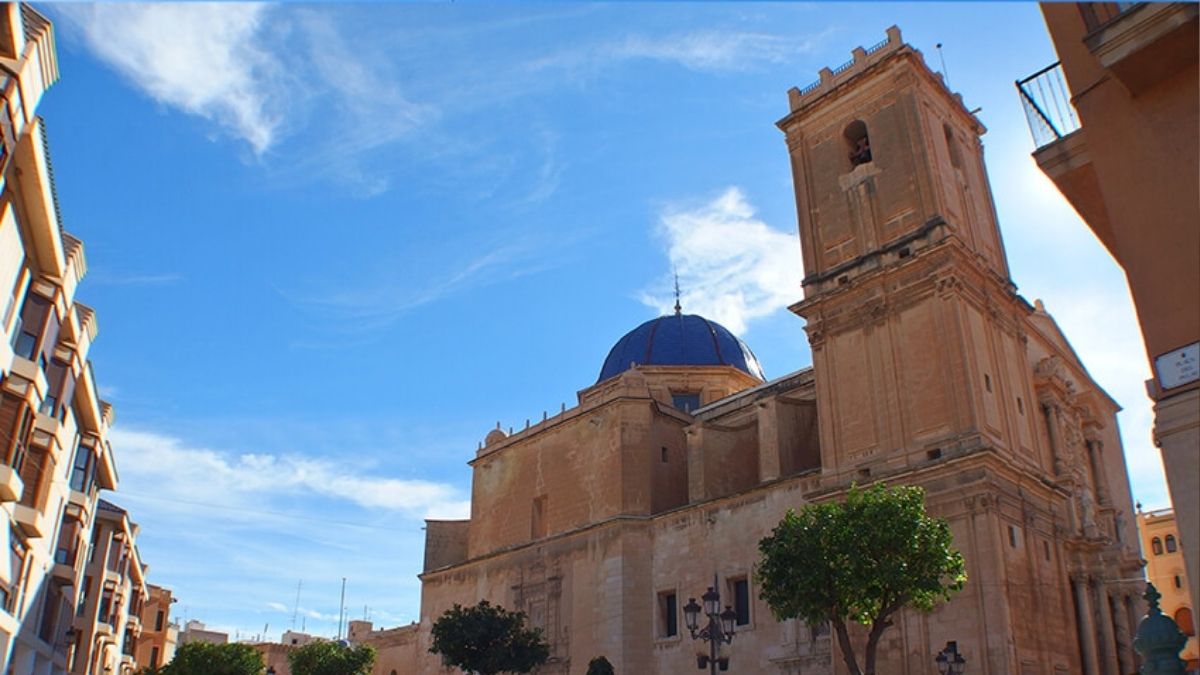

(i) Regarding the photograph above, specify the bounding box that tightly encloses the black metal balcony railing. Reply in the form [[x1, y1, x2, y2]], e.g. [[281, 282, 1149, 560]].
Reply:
[[1016, 62, 1081, 150], [1079, 2, 1139, 32]]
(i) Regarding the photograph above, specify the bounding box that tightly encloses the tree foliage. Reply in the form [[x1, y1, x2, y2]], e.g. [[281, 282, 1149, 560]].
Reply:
[[429, 600, 550, 675], [158, 641, 264, 675], [585, 656, 615, 675], [756, 483, 966, 675], [288, 640, 376, 675]]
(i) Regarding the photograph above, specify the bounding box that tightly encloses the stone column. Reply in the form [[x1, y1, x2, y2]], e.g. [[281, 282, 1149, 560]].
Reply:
[[1111, 590, 1134, 675], [1041, 400, 1066, 476], [1073, 575, 1102, 675], [1085, 438, 1112, 505], [1093, 580, 1119, 675]]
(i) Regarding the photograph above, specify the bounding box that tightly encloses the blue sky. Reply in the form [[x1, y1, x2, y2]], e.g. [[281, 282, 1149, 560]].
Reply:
[[37, 2, 1167, 641]]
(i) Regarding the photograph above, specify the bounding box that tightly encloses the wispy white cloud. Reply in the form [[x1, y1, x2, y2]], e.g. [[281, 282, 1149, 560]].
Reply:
[[640, 187, 801, 334], [57, 3, 285, 154], [87, 272, 182, 287], [109, 427, 470, 519], [280, 243, 551, 340], [529, 29, 825, 77]]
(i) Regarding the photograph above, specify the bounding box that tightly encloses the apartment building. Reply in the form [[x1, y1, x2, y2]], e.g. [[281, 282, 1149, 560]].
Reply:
[[1139, 507, 1199, 670], [70, 501, 146, 675], [133, 584, 177, 671], [0, 4, 151, 674], [1019, 2, 1199, 612]]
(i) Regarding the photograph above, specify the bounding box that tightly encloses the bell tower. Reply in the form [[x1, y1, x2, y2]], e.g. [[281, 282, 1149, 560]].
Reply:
[[779, 27, 1044, 480]]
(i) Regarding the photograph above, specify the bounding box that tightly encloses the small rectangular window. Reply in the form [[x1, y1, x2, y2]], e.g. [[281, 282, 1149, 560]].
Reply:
[[730, 577, 750, 626], [671, 393, 701, 413], [155, 609, 165, 632], [658, 591, 677, 638], [984, 374, 992, 392], [1017, 397, 1024, 415], [1043, 540, 1051, 562], [661, 447, 668, 463], [1008, 525, 1018, 548]]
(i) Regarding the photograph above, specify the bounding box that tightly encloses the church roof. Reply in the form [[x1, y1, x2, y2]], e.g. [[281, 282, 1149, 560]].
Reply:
[[597, 313, 766, 383]]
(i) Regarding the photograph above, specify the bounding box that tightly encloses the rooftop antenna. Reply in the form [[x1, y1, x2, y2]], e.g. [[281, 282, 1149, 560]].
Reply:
[[673, 268, 682, 315], [935, 43, 950, 87], [291, 579, 303, 630], [337, 578, 347, 639]]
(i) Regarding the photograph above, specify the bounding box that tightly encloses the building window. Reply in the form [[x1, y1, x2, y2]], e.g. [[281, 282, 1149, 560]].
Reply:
[[7, 532, 26, 615], [1166, 535, 1177, 553], [530, 495, 547, 539], [1175, 607, 1194, 637], [1152, 537, 1163, 555], [155, 609, 164, 632], [845, 120, 872, 167], [1008, 525, 1018, 548], [77, 576, 91, 616], [11, 292, 53, 361], [672, 393, 701, 413], [1043, 540, 1051, 562], [151, 647, 160, 668], [984, 373, 992, 393], [661, 447, 668, 463], [1016, 397, 1024, 415], [658, 591, 678, 638], [69, 443, 95, 493], [729, 577, 751, 626], [1175, 575, 1183, 589]]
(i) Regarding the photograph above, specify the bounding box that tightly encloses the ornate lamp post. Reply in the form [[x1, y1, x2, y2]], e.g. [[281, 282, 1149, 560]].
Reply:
[[935, 641, 966, 674], [682, 576, 738, 674]]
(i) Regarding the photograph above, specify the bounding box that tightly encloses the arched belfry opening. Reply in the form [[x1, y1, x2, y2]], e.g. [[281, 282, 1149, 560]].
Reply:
[[845, 119, 872, 167]]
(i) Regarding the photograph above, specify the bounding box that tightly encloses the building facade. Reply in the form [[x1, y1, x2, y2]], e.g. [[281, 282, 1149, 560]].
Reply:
[[0, 5, 160, 675], [1021, 1, 1199, 613], [0, 4, 135, 675], [70, 500, 147, 675], [1139, 507, 1198, 670], [177, 620, 229, 647], [366, 27, 1145, 675], [133, 584, 178, 672]]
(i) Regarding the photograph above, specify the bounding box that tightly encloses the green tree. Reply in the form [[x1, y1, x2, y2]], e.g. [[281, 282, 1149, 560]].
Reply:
[[756, 483, 966, 675], [585, 656, 614, 675], [159, 642, 263, 675], [429, 600, 549, 675], [288, 640, 376, 675]]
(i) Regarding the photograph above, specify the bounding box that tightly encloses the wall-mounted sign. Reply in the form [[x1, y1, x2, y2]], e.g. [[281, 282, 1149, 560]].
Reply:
[[1154, 341, 1200, 391]]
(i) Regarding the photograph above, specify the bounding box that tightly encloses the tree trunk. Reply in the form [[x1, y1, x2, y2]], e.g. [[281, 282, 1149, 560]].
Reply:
[[832, 619, 863, 675], [862, 613, 895, 675]]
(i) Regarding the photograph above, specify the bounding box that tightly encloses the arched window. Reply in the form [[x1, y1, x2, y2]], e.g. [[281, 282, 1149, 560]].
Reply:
[[1166, 534, 1177, 553], [1176, 607, 1195, 636], [1152, 537, 1163, 555], [845, 120, 872, 168]]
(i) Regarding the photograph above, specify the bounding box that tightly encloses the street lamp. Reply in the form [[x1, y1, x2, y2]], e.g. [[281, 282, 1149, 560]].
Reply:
[[935, 641, 966, 675], [683, 576, 737, 674]]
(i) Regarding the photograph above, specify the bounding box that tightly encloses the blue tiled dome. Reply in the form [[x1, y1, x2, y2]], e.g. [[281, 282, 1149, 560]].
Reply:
[[597, 314, 766, 383]]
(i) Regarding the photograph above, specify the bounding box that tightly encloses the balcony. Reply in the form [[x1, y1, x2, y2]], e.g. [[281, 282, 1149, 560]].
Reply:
[[12, 503, 46, 537], [1016, 62, 1117, 254], [0, 464, 22, 501], [1081, 3, 1199, 95]]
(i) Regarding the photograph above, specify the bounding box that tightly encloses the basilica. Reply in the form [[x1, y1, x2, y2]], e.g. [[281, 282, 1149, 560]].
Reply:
[[362, 26, 1144, 675]]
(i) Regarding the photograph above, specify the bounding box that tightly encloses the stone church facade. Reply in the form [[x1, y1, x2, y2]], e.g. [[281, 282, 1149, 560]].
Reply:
[[367, 27, 1144, 675]]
